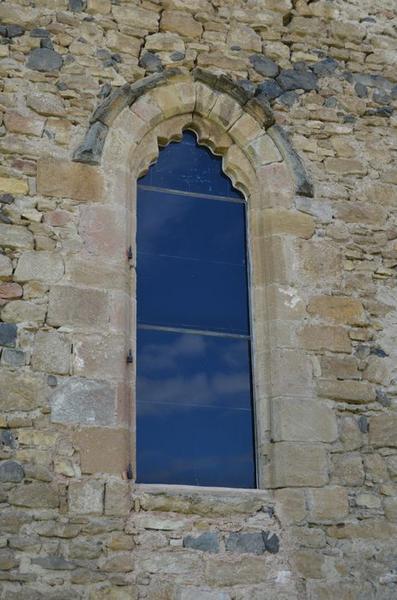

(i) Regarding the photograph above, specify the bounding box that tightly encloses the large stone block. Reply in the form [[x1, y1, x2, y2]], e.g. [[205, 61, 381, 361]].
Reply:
[[0, 224, 33, 250], [79, 205, 126, 261], [32, 331, 71, 375], [262, 209, 315, 239], [74, 428, 129, 474], [0, 370, 46, 411], [205, 556, 267, 586], [0, 176, 28, 195], [271, 442, 329, 488], [179, 589, 231, 600], [72, 334, 125, 380], [50, 377, 116, 426], [274, 488, 307, 525], [0, 323, 17, 347], [307, 486, 349, 523], [8, 482, 59, 508], [269, 348, 313, 397], [331, 453, 364, 486], [299, 325, 351, 353], [369, 414, 397, 447], [105, 480, 131, 516], [161, 10, 203, 38], [272, 398, 338, 443], [307, 295, 366, 325], [69, 480, 104, 515], [47, 285, 108, 328], [14, 251, 64, 283], [37, 159, 104, 202], [112, 4, 159, 31], [317, 379, 376, 404], [1, 300, 47, 325]]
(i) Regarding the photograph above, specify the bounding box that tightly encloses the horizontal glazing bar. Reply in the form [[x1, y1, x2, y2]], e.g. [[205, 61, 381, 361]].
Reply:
[[137, 323, 251, 340], [137, 184, 246, 204]]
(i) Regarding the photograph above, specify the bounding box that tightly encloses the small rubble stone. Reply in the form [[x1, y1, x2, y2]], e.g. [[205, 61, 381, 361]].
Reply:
[[27, 47, 63, 72], [225, 532, 265, 555], [249, 54, 279, 77], [139, 52, 163, 73], [277, 67, 317, 91], [0, 460, 24, 482]]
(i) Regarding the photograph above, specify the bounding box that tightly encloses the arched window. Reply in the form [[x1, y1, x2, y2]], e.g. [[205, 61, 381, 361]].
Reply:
[[136, 131, 256, 488]]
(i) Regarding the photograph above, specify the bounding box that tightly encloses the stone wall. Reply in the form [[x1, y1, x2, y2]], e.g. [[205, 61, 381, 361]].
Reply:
[[0, 1, 396, 599]]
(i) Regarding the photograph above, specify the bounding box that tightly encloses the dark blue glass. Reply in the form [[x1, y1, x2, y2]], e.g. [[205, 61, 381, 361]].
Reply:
[[137, 253, 249, 334], [136, 329, 255, 488], [139, 131, 242, 199]]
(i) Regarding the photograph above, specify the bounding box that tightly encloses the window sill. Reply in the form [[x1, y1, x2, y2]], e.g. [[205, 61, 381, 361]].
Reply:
[[132, 483, 273, 516]]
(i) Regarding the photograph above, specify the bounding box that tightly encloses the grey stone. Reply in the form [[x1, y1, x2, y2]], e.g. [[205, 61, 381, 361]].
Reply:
[[0, 461, 25, 483], [295, 196, 333, 222], [139, 51, 163, 73], [268, 124, 314, 197], [358, 416, 369, 433], [0, 430, 16, 448], [373, 91, 391, 105], [32, 331, 71, 375], [312, 58, 338, 77], [277, 68, 318, 91], [391, 85, 397, 100], [0, 211, 12, 224], [193, 67, 218, 88], [1, 348, 25, 367], [32, 556, 76, 570], [50, 377, 116, 426], [355, 82, 368, 98], [324, 96, 337, 108], [245, 94, 275, 128], [249, 54, 279, 78], [0, 323, 17, 347], [225, 532, 265, 555], [73, 122, 108, 165], [237, 79, 256, 97], [263, 532, 279, 554], [376, 389, 391, 407], [256, 80, 283, 100], [30, 28, 50, 38], [278, 91, 298, 106], [171, 51, 185, 62], [6, 24, 25, 38], [40, 38, 54, 50], [215, 74, 253, 105], [183, 532, 220, 553], [0, 193, 14, 204], [27, 48, 63, 72], [69, 0, 86, 11]]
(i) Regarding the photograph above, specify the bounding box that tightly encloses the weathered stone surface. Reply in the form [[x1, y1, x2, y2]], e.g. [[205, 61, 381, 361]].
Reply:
[[1, 300, 47, 324], [14, 251, 64, 283], [179, 590, 231, 600], [308, 487, 349, 523], [4, 110, 45, 137], [73, 121, 108, 165], [139, 51, 163, 73], [332, 453, 364, 486], [275, 488, 306, 525], [74, 428, 129, 474], [0, 323, 17, 347], [277, 67, 317, 91], [32, 556, 76, 570], [32, 331, 71, 375], [272, 398, 337, 443], [206, 556, 267, 586], [0, 282, 22, 299], [50, 377, 116, 426], [47, 285, 108, 328], [112, 4, 159, 31], [0, 176, 28, 196], [27, 47, 63, 71], [183, 532, 220, 553], [249, 54, 279, 77], [69, 480, 104, 515], [37, 159, 103, 201], [0, 370, 45, 411], [262, 209, 315, 238], [317, 380, 376, 404], [105, 480, 131, 516], [27, 91, 66, 116], [8, 482, 59, 508], [299, 325, 351, 353], [271, 443, 329, 488], [0, 224, 33, 249], [325, 158, 367, 176], [0, 460, 24, 482], [161, 10, 203, 38], [369, 414, 397, 447], [0, 549, 18, 570], [307, 295, 366, 325], [268, 125, 314, 197]]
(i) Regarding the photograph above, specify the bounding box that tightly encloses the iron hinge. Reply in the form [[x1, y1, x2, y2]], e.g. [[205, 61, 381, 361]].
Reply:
[[126, 463, 133, 480], [126, 350, 133, 364], [127, 246, 133, 260]]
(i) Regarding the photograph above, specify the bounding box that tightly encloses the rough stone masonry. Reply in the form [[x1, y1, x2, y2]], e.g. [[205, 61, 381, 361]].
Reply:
[[0, 1, 397, 599]]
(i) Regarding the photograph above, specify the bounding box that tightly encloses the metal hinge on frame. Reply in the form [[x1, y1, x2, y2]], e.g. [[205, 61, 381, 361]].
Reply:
[[127, 245, 133, 260], [126, 349, 133, 364], [126, 463, 133, 480]]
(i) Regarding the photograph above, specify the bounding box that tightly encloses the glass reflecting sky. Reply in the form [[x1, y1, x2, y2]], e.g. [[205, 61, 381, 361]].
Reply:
[[136, 131, 255, 488]]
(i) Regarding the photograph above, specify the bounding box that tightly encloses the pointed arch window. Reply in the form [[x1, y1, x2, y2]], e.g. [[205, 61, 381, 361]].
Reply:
[[136, 131, 256, 488]]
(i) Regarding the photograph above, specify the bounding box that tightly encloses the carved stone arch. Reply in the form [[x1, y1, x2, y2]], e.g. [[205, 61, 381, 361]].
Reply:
[[72, 70, 320, 489]]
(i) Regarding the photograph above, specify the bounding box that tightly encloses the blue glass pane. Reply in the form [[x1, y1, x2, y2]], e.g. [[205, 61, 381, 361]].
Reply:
[[137, 188, 246, 265], [137, 253, 249, 334], [136, 329, 255, 487], [138, 131, 243, 199]]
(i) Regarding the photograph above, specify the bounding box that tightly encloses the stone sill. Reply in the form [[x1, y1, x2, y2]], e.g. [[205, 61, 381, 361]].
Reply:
[[132, 483, 273, 516]]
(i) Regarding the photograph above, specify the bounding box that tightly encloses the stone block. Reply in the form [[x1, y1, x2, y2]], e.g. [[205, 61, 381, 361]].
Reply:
[[8, 481, 59, 509], [262, 209, 315, 239], [69, 480, 104, 515], [0, 549, 18, 571], [74, 428, 129, 475], [137, 551, 203, 575], [299, 240, 342, 281], [331, 453, 364, 486], [1, 300, 47, 325], [0, 323, 16, 347], [27, 91, 66, 116], [0, 254, 12, 278], [79, 205, 126, 260], [14, 251, 64, 283], [179, 589, 231, 600], [229, 113, 262, 146], [299, 325, 351, 353], [246, 134, 282, 166], [274, 488, 307, 524], [272, 398, 338, 443], [0, 224, 33, 249], [271, 442, 329, 488], [269, 349, 313, 397], [112, 4, 159, 31], [37, 159, 104, 202], [369, 414, 397, 447], [0, 176, 28, 195], [209, 94, 243, 131], [317, 379, 376, 404], [0, 370, 45, 411], [65, 256, 126, 290], [151, 82, 195, 118], [50, 377, 117, 426], [161, 10, 203, 38], [320, 356, 360, 380], [327, 518, 396, 540], [0, 282, 22, 299], [293, 549, 324, 579], [4, 109, 45, 137], [105, 30, 142, 56], [356, 493, 381, 509], [307, 486, 349, 523], [32, 331, 71, 375], [0, 460, 24, 482], [72, 334, 126, 380], [307, 295, 366, 325], [325, 158, 367, 176], [105, 480, 131, 516], [183, 532, 220, 553], [262, 284, 306, 321], [384, 497, 397, 522], [206, 556, 267, 586], [87, 0, 111, 14], [47, 285, 108, 328]]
